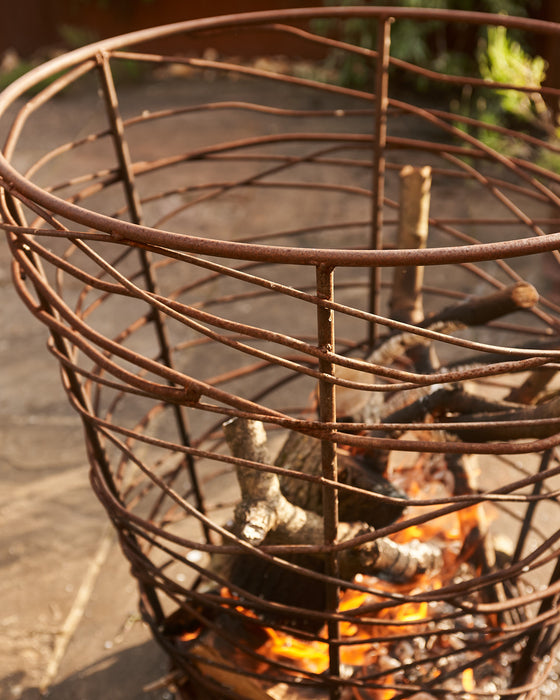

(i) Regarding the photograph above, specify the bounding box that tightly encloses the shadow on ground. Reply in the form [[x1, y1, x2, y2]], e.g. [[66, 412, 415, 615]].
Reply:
[[1, 640, 171, 700]]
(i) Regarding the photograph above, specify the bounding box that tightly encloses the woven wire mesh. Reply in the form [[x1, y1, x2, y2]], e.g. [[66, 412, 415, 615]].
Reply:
[[2, 8, 560, 699]]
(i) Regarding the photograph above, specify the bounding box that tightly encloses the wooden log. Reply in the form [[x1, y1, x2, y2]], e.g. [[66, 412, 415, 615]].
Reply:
[[506, 365, 557, 404], [275, 429, 407, 529], [373, 282, 539, 368], [176, 629, 275, 700], [375, 378, 560, 442], [390, 165, 432, 326], [337, 522, 443, 581], [448, 393, 560, 442], [223, 418, 325, 547], [224, 418, 441, 582], [379, 384, 522, 428], [419, 281, 538, 329]]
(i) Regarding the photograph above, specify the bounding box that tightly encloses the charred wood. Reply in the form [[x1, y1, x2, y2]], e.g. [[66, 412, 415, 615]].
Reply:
[[275, 429, 406, 529]]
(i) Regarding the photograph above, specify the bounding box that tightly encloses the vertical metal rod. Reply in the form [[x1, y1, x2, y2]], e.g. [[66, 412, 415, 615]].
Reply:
[[511, 448, 552, 564], [368, 15, 392, 349], [95, 52, 143, 223], [316, 263, 340, 698], [510, 554, 560, 695], [509, 448, 558, 694], [95, 52, 210, 540]]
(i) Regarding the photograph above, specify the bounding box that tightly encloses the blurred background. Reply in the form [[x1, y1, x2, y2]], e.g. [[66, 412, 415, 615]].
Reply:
[[1, 1, 560, 77]]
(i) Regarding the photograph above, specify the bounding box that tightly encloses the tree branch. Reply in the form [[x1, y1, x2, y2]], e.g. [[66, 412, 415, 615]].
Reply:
[[224, 418, 441, 582]]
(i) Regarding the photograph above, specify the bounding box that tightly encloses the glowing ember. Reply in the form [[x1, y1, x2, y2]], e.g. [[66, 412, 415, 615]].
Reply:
[[462, 667, 475, 694]]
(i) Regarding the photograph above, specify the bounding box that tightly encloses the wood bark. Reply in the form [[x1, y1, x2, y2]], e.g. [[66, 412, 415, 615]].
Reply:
[[223, 417, 325, 547], [373, 282, 539, 370], [275, 429, 406, 528], [223, 418, 441, 582], [448, 393, 560, 442], [506, 365, 557, 404]]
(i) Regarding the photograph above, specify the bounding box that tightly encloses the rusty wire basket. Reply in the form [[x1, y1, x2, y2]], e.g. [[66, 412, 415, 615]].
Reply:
[[3, 7, 560, 699]]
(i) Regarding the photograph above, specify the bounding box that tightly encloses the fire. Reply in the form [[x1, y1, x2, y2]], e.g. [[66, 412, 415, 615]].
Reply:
[[176, 453, 499, 697], [261, 627, 330, 674], [463, 666, 475, 691], [247, 460, 494, 697], [255, 589, 378, 673]]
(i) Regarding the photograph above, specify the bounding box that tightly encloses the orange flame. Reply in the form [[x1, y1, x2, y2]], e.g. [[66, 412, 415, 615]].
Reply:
[[261, 627, 329, 674], [177, 454, 496, 697], [462, 667, 476, 699]]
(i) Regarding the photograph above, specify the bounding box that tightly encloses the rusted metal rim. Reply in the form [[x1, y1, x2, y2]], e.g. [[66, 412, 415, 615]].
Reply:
[[2, 7, 560, 266]]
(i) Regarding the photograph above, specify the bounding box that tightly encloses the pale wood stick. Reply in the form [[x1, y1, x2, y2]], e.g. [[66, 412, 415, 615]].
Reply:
[[390, 165, 432, 325], [223, 418, 324, 547], [336, 166, 433, 417]]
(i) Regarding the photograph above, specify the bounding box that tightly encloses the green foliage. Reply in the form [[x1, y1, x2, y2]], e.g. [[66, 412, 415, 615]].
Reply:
[[0, 60, 40, 92], [313, 0, 542, 90], [479, 25, 548, 123], [450, 20, 560, 171], [58, 24, 99, 50], [0, 59, 66, 95], [314, 0, 560, 168]]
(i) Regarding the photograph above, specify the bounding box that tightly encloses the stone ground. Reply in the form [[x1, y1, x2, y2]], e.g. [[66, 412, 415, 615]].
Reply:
[[0, 68, 557, 700], [0, 172, 171, 698], [0, 77, 252, 700]]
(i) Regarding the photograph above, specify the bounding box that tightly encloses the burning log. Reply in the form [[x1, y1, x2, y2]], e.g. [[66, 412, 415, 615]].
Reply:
[[275, 429, 406, 529], [223, 417, 442, 583]]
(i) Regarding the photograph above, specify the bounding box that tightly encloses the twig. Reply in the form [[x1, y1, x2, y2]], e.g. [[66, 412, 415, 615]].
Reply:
[[40, 524, 114, 694]]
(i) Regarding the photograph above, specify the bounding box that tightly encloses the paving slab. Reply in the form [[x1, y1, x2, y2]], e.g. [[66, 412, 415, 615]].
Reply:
[[0, 79, 195, 700]]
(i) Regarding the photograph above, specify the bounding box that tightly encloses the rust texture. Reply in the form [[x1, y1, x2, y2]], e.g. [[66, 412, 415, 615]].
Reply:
[[2, 8, 560, 699]]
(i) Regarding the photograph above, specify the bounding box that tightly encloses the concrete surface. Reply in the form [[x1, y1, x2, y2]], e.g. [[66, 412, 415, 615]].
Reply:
[[0, 78, 210, 700], [0, 212, 171, 700]]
